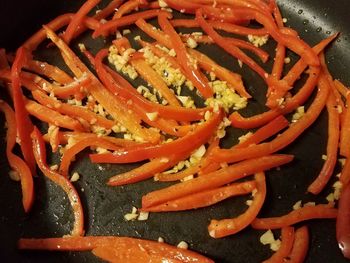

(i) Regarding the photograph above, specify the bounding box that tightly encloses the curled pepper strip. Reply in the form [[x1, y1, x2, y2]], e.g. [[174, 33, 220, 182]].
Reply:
[[31, 127, 84, 236], [0, 100, 34, 213]]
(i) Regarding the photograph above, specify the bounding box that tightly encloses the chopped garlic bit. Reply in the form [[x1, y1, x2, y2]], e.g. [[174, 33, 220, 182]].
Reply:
[[238, 132, 253, 144], [186, 37, 198, 49], [70, 172, 80, 182], [158, 0, 168, 7], [293, 200, 302, 210], [78, 43, 86, 52], [158, 237, 165, 243], [292, 106, 305, 122], [124, 206, 139, 221], [284, 57, 291, 64], [137, 211, 149, 221], [108, 45, 138, 79], [50, 164, 59, 171], [146, 112, 159, 121], [9, 170, 20, 181], [260, 230, 281, 252], [177, 241, 189, 249], [247, 34, 269, 47], [339, 158, 346, 167], [322, 154, 328, 161], [282, 17, 288, 23], [122, 29, 131, 35], [246, 200, 253, 206], [304, 202, 316, 207], [205, 80, 247, 112], [238, 59, 243, 68]]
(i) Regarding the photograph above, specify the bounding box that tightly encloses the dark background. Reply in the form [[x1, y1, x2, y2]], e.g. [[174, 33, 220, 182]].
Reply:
[[0, 0, 349, 262]]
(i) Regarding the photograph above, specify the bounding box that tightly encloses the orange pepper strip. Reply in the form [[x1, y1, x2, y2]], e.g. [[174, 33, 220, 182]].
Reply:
[[44, 26, 160, 143], [130, 57, 181, 107], [48, 124, 60, 153], [31, 127, 84, 236], [308, 93, 340, 194], [107, 151, 194, 186], [285, 226, 309, 263], [211, 73, 328, 164], [18, 236, 214, 263], [112, 0, 147, 19], [142, 180, 256, 212], [263, 227, 295, 263], [25, 99, 85, 131], [158, 12, 214, 98], [0, 100, 34, 213], [251, 204, 337, 230], [171, 19, 269, 36], [142, 154, 293, 208], [61, 0, 101, 44], [195, 9, 269, 80], [92, 9, 169, 38], [340, 95, 350, 157], [90, 110, 223, 163], [25, 60, 73, 84], [11, 47, 36, 174], [93, 0, 123, 20], [32, 89, 115, 129], [208, 172, 266, 238], [230, 34, 337, 129], [59, 137, 123, 178]]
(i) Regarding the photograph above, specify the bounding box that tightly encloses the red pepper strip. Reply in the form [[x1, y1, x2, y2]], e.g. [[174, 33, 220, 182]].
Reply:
[[25, 99, 85, 131], [0, 48, 9, 69], [11, 46, 36, 174], [32, 89, 114, 129], [59, 137, 123, 178], [142, 154, 293, 208], [198, 116, 289, 175], [157, 137, 220, 182], [44, 26, 160, 143], [0, 100, 34, 213], [0, 69, 42, 92], [61, 0, 101, 44], [94, 0, 123, 20], [308, 93, 340, 194], [31, 127, 84, 236], [229, 8, 319, 67], [107, 150, 193, 186], [142, 180, 256, 212], [92, 9, 170, 38], [263, 227, 295, 263], [230, 35, 337, 129], [251, 204, 337, 230], [336, 181, 350, 259], [211, 72, 328, 164], [187, 49, 250, 98], [90, 110, 223, 164], [334, 79, 350, 99], [285, 226, 309, 263], [158, 12, 213, 98], [94, 48, 208, 122], [171, 19, 268, 36], [25, 60, 73, 84], [340, 94, 350, 157], [130, 56, 182, 107], [112, 0, 147, 19], [18, 236, 214, 263], [234, 115, 289, 148], [195, 9, 269, 81], [208, 172, 265, 238], [48, 124, 60, 153]]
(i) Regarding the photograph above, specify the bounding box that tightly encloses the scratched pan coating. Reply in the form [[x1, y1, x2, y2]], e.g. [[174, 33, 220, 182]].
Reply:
[[0, 0, 349, 262]]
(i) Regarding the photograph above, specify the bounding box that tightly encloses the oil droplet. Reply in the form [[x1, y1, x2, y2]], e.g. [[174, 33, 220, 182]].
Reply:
[[298, 9, 303, 14], [316, 27, 322, 32], [326, 31, 331, 35], [303, 19, 309, 25], [336, 39, 341, 42]]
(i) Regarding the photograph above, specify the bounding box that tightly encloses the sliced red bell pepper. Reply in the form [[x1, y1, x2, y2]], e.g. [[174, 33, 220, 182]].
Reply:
[[11, 46, 36, 174], [18, 236, 214, 262], [31, 127, 84, 236], [0, 100, 34, 213], [286, 226, 309, 263], [90, 110, 223, 163], [336, 181, 350, 259]]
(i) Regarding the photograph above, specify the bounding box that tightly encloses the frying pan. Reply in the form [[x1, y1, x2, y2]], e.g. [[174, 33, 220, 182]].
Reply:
[[0, 0, 349, 262]]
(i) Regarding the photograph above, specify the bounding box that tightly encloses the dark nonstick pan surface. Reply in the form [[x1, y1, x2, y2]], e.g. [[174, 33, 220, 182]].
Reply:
[[0, 0, 350, 262]]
